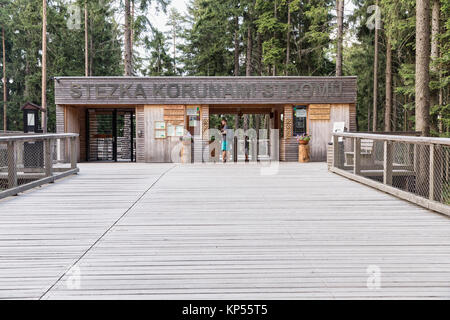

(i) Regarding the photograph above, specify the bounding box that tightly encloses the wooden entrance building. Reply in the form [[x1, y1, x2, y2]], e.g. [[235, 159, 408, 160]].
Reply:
[[54, 76, 357, 163]]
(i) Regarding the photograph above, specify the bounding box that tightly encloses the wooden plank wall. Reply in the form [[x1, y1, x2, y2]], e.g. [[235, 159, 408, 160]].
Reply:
[[56, 105, 64, 134], [349, 103, 357, 132], [136, 106, 145, 163], [64, 106, 82, 162], [143, 105, 184, 163], [199, 105, 209, 162], [309, 104, 350, 161], [280, 137, 298, 162]]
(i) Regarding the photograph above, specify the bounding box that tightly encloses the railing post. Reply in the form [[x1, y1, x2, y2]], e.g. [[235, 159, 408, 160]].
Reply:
[[56, 138, 62, 162], [70, 136, 77, 169], [233, 136, 238, 162], [354, 137, 361, 174], [333, 134, 339, 168], [44, 138, 53, 177], [7, 141, 17, 189], [383, 140, 393, 185], [429, 143, 435, 201]]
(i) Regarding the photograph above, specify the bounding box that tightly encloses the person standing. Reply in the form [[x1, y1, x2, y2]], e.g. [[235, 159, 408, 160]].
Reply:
[[221, 118, 229, 163]]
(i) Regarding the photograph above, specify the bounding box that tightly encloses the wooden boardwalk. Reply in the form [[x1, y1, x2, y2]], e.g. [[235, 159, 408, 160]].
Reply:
[[0, 162, 449, 299]]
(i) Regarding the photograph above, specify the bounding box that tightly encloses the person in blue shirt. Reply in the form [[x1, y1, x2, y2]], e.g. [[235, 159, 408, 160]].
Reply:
[[220, 118, 228, 163]]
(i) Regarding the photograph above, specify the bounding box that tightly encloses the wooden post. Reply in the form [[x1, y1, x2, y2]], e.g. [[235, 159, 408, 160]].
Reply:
[[333, 135, 339, 168], [2, 27, 6, 132], [233, 136, 238, 162], [383, 140, 393, 185], [298, 144, 310, 163], [283, 105, 293, 138], [41, 0, 47, 132], [7, 141, 17, 189], [44, 138, 53, 177], [70, 137, 77, 169], [429, 143, 435, 201], [354, 137, 361, 174]]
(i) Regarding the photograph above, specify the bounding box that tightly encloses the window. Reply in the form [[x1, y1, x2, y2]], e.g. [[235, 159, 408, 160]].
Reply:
[[293, 106, 307, 136]]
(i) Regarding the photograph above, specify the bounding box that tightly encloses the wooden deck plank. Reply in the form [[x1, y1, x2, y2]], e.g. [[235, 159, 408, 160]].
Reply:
[[0, 162, 449, 299]]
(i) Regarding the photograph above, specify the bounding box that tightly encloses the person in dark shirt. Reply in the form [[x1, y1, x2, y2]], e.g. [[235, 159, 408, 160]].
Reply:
[[220, 118, 228, 163]]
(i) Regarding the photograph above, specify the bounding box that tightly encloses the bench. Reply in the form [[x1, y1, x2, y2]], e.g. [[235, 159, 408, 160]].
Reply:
[[345, 139, 375, 167]]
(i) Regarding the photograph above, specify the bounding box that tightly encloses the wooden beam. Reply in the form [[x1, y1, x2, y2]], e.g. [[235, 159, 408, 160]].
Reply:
[[354, 137, 361, 175], [44, 139, 53, 177], [383, 140, 393, 185], [333, 135, 339, 168], [330, 166, 450, 217], [429, 143, 435, 201], [7, 141, 17, 189], [70, 137, 77, 169]]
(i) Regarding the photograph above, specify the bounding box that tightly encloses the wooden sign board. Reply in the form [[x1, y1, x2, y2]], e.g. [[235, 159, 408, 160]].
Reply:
[[55, 76, 357, 105], [164, 106, 184, 123], [309, 104, 331, 120]]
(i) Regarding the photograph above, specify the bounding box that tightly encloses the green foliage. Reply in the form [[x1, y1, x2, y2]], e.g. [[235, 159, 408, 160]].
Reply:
[[0, 0, 449, 137], [143, 29, 176, 75], [0, 0, 122, 132]]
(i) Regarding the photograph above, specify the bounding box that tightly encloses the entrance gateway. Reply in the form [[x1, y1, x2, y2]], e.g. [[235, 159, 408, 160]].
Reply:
[[54, 76, 357, 163]]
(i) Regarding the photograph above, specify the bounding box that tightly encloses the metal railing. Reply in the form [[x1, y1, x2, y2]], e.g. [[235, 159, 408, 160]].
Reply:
[[0, 133, 79, 199], [329, 132, 450, 216]]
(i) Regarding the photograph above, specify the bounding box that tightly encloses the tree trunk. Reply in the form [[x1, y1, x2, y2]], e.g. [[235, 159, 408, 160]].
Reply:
[[372, 0, 379, 132], [131, 0, 134, 50], [256, 32, 262, 76], [431, 0, 440, 132], [41, 0, 47, 133], [286, 0, 291, 75], [392, 77, 397, 131], [25, 57, 30, 98], [272, 0, 277, 76], [297, 16, 302, 68], [84, 0, 88, 77], [124, 0, 133, 76], [2, 27, 6, 132], [173, 24, 176, 74], [384, 37, 392, 131], [89, 20, 93, 76], [336, 0, 344, 76], [415, 0, 431, 136], [246, 22, 252, 76], [234, 16, 240, 76]]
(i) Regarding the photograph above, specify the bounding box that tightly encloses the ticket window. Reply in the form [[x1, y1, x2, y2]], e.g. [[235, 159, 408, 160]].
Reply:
[[293, 106, 307, 136], [186, 106, 200, 137]]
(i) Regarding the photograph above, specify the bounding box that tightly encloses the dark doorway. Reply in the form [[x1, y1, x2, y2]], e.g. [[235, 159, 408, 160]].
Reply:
[[86, 109, 136, 162], [293, 105, 307, 136]]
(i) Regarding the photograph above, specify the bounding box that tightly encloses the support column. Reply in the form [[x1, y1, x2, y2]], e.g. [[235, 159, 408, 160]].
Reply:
[[194, 105, 209, 163], [283, 105, 293, 138], [383, 140, 393, 186], [280, 105, 294, 161], [44, 139, 53, 177], [7, 141, 17, 189]]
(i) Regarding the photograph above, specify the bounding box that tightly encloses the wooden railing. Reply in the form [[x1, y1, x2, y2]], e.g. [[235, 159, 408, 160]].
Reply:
[[0, 133, 79, 199], [329, 132, 450, 216]]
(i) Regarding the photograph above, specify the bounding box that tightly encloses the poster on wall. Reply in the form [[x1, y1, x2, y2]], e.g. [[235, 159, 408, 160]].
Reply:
[[155, 121, 166, 130], [189, 116, 198, 127], [175, 126, 184, 137], [167, 124, 176, 137], [186, 107, 198, 116], [155, 130, 166, 139], [295, 109, 307, 118]]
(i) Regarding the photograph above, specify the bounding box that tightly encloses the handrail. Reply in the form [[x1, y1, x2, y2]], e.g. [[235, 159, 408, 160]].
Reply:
[[329, 132, 450, 216], [334, 132, 450, 146], [0, 133, 78, 142], [0, 133, 79, 199]]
